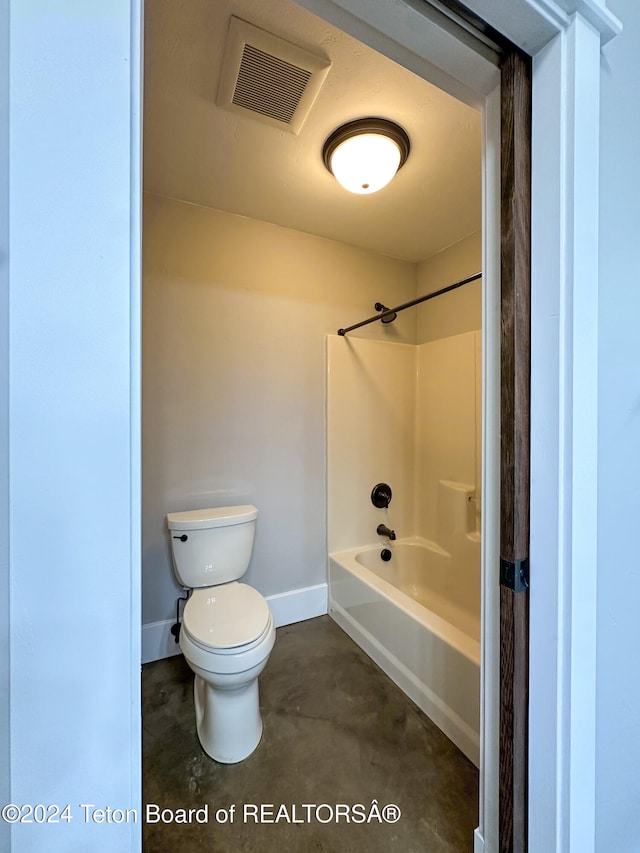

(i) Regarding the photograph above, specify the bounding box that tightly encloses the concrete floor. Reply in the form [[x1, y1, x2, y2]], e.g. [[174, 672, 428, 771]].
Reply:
[[142, 615, 478, 852]]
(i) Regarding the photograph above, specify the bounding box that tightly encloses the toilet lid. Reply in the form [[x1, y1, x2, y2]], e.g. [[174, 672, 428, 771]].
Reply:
[[182, 583, 271, 650]]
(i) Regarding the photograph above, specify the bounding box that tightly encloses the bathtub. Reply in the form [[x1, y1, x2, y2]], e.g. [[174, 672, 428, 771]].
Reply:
[[328, 536, 480, 766]]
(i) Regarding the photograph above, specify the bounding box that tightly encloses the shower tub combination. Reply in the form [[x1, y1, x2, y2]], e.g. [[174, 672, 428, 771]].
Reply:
[[329, 536, 480, 765]]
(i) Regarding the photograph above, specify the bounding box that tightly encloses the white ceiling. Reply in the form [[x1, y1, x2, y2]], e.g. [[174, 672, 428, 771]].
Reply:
[[143, 0, 482, 264]]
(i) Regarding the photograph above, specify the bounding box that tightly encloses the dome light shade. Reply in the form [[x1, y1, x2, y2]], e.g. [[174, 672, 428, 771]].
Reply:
[[330, 134, 401, 194], [323, 118, 410, 195]]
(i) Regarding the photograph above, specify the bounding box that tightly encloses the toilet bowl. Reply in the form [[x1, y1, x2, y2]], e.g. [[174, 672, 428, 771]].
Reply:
[[167, 506, 275, 763], [179, 582, 276, 763]]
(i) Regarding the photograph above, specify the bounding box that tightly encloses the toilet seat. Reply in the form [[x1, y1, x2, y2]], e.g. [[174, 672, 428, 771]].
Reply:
[[182, 582, 271, 652]]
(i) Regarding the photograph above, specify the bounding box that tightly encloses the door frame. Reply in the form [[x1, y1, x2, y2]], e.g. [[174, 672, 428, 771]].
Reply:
[[499, 47, 531, 853]]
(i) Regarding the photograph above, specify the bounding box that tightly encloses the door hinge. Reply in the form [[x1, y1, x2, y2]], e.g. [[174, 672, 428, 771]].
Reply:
[[500, 557, 529, 592]]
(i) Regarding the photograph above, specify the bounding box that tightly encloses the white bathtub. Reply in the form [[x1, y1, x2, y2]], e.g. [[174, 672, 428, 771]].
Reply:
[[329, 536, 480, 766]]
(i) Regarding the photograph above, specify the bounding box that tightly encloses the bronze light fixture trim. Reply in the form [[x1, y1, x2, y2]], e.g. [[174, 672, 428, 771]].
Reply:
[[322, 117, 411, 194]]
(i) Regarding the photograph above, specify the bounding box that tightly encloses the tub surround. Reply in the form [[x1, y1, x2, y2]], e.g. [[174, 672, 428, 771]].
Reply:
[[327, 329, 482, 551], [327, 325, 482, 763]]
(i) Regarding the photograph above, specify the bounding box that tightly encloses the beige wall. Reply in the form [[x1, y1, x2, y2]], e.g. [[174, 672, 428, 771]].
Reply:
[[142, 192, 416, 625], [416, 231, 482, 343]]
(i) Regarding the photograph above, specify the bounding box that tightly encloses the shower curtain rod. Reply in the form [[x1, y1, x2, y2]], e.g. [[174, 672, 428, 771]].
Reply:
[[337, 272, 482, 336]]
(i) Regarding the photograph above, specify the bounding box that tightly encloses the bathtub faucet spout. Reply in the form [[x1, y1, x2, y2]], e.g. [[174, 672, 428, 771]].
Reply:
[[377, 524, 396, 541]]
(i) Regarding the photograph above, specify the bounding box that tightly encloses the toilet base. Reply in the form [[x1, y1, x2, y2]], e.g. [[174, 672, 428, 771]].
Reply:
[[194, 674, 263, 764]]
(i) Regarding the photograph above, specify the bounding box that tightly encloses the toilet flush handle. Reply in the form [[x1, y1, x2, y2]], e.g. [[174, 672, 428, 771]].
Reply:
[[173, 534, 188, 542]]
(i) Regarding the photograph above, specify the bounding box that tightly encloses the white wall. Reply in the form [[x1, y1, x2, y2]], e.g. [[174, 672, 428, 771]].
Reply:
[[0, 0, 9, 845], [327, 336, 417, 550], [7, 2, 141, 851], [596, 1, 640, 848], [415, 331, 481, 544], [327, 328, 481, 556], [143, 192, 415, 632]]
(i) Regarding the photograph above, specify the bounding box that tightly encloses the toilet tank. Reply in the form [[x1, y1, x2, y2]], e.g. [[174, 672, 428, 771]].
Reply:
[[167, 505, 258, 588]]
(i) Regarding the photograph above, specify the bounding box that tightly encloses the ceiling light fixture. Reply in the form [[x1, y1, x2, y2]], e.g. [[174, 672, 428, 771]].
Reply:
[[322, 117, 410, 195]]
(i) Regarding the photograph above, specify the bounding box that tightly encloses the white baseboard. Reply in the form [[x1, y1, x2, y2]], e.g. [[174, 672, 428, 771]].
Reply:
[[141, 619, 183, 665], [266, 582, 328, 628], [142, 582, 328, 664]]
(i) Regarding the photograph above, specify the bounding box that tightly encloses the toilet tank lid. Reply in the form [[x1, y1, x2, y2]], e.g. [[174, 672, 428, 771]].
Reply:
[[167, 505, 258, 531]]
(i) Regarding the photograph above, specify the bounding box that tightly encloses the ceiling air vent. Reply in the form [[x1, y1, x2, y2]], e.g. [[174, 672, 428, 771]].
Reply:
[[217, 17, 331, 135]]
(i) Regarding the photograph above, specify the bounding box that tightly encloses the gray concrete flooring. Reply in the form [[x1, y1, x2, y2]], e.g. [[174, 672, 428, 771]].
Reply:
[[142, 615, 478, 852]]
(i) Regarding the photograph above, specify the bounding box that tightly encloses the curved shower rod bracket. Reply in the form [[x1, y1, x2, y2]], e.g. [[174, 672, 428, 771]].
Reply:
[[337, 272, 482, 336], [374, 302, 398, 324]]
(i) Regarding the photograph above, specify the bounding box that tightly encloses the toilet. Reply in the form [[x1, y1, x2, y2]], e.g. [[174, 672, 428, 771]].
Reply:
[[167, 505, 275, 764]]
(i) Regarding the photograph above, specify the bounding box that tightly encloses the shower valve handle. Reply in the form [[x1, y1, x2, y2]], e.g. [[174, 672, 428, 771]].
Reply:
[[371, 483, 392, 508]]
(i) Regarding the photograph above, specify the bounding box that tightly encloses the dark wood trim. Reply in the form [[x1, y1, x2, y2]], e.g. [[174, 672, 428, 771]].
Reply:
[[499, 48, 532, 853]]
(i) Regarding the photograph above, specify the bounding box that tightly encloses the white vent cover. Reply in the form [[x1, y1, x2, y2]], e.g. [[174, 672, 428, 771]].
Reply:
[[217, 17, 331, 135]]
